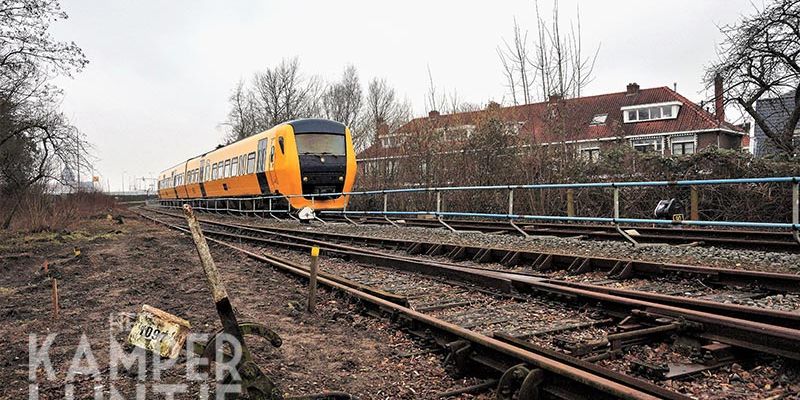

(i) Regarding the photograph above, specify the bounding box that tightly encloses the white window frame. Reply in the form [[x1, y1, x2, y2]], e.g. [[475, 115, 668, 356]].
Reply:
[[630, 137, 664, 154], [590, 114, 608, 125], [669, 134, 697, 156], [622, 101, 681, 123]]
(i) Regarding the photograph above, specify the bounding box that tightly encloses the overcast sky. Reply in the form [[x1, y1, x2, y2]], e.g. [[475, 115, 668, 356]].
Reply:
[[51, 0, 756, 191]]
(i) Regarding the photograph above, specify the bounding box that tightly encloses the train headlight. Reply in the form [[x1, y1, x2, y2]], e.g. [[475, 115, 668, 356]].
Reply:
[[302, 176, 308, 182], [338, 176, 344, 181]]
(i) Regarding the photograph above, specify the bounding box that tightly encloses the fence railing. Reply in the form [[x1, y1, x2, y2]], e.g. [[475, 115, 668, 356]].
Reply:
[[152, 176, 800, 244]]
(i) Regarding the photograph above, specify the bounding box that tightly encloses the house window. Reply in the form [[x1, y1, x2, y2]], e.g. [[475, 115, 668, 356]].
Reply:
[[671, 141, 695, 155], [622, 102, 681, 123], [580, 147, 600, 162], [590, 114, 608, 125], [631, 137, 664, 153]]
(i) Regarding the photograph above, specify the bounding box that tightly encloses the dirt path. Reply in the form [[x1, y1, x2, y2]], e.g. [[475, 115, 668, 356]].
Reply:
[[0, 212, 484, 399]]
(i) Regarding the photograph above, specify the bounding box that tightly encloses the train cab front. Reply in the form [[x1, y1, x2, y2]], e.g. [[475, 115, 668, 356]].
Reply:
[[290, 119, 353, 206]]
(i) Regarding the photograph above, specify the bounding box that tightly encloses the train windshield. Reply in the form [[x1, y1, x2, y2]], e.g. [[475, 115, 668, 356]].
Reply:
[[295, 133, 346, 156]]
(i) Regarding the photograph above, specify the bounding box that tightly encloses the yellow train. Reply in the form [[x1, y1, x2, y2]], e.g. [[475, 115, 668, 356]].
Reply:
[[157, 119, 357, 210]]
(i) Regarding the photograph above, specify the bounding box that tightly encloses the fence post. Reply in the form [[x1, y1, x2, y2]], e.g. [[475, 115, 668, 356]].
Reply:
[[613, 186, 638, 245], [436, 190, 442, 215], [381, 192, 399, 227], [566, 189, 575, 217], [690, 186, 699, 220], [793, 181, 799, 229], [308, 247, 319, 313], [508, 188, 514, 215]]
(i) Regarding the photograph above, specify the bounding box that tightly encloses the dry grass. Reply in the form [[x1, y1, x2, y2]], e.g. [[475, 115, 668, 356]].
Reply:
[[0, 190, 117, 232]]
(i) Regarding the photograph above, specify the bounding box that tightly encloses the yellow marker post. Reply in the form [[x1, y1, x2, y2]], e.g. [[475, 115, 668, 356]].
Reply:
[[308, 247, 320, 313]]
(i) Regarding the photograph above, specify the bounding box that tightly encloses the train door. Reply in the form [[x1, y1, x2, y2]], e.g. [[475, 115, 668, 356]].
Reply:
[[267, 140, 278, 187]]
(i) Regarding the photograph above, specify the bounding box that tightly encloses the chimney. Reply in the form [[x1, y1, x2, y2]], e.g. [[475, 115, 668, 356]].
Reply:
[[428, 110, 440, 118], [626, 83, 640, 96], [714, 74, 725, 123]]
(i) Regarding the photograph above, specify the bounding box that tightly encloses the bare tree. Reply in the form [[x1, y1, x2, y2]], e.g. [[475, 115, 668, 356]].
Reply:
[[538, 0, 598, 99], [499, 0, 598, 103], [223, 57, 322, 143], [361, 77, 412, 150], [424, 65, 446, 113], [321, 65, 363, 128], [497, 18, 536, 105], [707, 0, 800, 157], [223, 79, 260, 143], [0, 0, 91, 228], [253, 57, 321, 128]]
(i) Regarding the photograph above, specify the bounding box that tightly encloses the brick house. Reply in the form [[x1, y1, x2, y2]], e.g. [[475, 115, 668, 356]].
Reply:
[[358, 82, 747, 177]]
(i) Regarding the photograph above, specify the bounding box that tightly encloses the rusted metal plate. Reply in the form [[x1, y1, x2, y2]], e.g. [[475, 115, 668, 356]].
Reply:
[[127, 304, 191, 358]]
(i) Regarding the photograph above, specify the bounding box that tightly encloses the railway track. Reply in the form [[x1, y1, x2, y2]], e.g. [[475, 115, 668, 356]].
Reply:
[[151, 209, 800, 318], [319, 214, 800, 250], [137, 207, 800, 399]]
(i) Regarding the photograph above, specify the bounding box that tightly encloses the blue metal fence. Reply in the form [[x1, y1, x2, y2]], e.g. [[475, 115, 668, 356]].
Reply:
[[155, 176, 800, 243]]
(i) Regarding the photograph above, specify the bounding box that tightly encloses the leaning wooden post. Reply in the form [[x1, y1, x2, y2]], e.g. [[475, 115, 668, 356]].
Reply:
[[690, 186, 699, 221], [566, 189, 575, 217], [182, 204, 249, 360], [51, 279, 59, 319], [308, 247, 320, 313]]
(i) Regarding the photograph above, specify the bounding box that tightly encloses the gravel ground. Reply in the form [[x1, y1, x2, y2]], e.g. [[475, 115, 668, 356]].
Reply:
[[0, 211, 490, 400], [238, 240, 800, 400], [203, 214, 800, 275]]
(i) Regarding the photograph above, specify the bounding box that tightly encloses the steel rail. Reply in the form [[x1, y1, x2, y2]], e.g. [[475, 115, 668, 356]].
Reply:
[[147, 206, 800, 294], [141, 207, 800, 361], [321, 215, 800, 249], [157, 209, 800, 294], [135, 209, 668, 400]]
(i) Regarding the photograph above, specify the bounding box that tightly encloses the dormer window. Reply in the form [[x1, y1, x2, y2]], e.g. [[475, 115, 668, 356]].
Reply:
[[590, 114, 608, 125], [621, 101, 681, 123]]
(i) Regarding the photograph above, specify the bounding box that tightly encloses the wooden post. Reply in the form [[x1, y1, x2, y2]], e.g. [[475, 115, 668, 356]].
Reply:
[[51, 279, 59, 319], [308, 247, 319, 313], [566, 189, 575, 217], [182, 204, 249, 360], [690, 186, 699, 220]]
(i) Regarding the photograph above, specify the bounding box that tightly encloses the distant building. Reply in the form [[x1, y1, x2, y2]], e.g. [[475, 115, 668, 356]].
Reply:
[[753, 92, 800, 157], [358, 82, 747, 174]]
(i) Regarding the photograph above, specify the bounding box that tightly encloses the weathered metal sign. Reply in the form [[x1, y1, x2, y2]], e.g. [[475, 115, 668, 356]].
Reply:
[[127, 304, 191, 358]]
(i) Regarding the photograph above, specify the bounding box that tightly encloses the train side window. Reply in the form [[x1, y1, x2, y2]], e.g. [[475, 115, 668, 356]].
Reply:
[[269, 145, 275, 164], [212, 164, 218, 180], [222, 160, 229, 178], [238, 155, 244, 175], [231, 157, 238, 176], [247, 152, 256, 174]]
